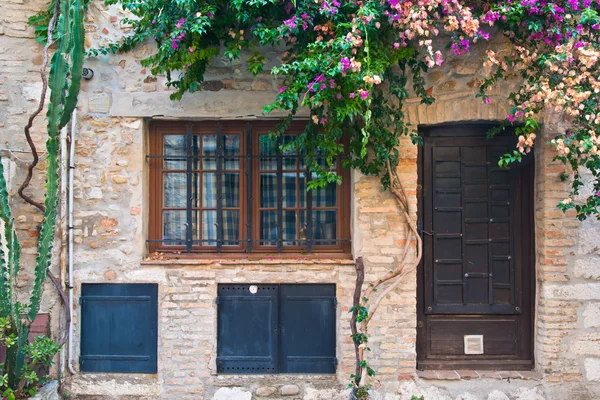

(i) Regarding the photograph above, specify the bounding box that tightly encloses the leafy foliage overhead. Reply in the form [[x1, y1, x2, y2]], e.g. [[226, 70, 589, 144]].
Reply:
[[84, 0, 600, 220]]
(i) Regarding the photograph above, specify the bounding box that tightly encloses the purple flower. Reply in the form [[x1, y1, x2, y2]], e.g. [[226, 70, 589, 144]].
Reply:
[[279, 86, 286, 93], [349, 92, 355, 99], [171, 38, 179, 50], [359, 90, 369, 100], [176, 18, 185, 29], [189, 47, 194, 53], [283, 16, 297, 29], [484, 97, 492, 104], [329, 79, 335, 89], [596, 191, 600, 197], [340, 57, 351, 72], [315, 74, 325, 83], [207, 12, 214, 18], [152, 19, 156, 24], [506, 114, 515, 122], [320, 83, 327, 90]]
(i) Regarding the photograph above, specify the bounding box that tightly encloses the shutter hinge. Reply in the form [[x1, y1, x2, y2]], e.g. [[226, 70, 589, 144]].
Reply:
[[78, 297, 83, 305], [334, 357, 338, 367], [333, 298, 338, 306], [215, 297, 220, 305]]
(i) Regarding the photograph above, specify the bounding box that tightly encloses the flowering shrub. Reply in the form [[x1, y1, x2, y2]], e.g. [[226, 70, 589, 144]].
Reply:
[[478, 0, 600, 219]]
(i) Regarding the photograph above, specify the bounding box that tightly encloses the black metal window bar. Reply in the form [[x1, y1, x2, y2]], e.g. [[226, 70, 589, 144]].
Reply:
[[147, 121, 351, 253]]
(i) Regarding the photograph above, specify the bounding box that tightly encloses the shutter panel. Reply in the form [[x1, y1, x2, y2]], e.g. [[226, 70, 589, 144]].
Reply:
[[80, 283, 158, 373], [217, 284, 278, 373], [279, 284, 336, 374]]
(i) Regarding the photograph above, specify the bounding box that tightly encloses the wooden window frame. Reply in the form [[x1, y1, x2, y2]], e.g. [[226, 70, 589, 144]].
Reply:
[[148, 120, 351, 255]]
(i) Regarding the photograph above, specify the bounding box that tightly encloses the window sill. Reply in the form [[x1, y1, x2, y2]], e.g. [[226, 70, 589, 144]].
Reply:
[[141, 253, 355, 266], [416, 370, 542, 381]]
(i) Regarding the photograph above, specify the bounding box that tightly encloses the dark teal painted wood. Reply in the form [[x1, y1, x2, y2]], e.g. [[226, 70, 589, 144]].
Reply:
[[216, 284, 336, 374], [279, 284, 336, 374], [80, 283, 158, 373], [217, 284, 279, 373]]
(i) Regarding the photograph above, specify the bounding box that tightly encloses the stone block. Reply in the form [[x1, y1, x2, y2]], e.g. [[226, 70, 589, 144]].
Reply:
[[88, 94, 111, 113], [212, 387, 251, 400], [255, 386, 276, 397], [574, 257, 600, 280], [585, 358, 600, 382], [487, 391, 509, 400], [280, 384, 300, 396], [583, 302, 600, 328]]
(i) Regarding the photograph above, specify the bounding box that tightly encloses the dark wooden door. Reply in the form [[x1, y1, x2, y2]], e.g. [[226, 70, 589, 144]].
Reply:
[[417, 124, 534, 370]]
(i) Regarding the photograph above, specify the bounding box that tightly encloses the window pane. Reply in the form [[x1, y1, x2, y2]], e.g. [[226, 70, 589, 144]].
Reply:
[[260, 173, 277, 208], [223, 210, 240, 246], [163, 173, 187, 208], [203, 135, 216, 169], [162, 210, 186, 245], [259, 210, 298, 246], [282, 210, 297, 245], [224, 135, 240, 170], [202, 210, 217, 246], [313, 177, 337, 207], [313, 210, 337, 244], [299, 173, 307, 207], [203, 172, 239, 208], [202, 173, 216, 208], [259, 135, 277, 170], [260, 210, 277, 246], [163, 135, 186, 170], [224, 173, 240, 208], [282, 173, 297, 208]]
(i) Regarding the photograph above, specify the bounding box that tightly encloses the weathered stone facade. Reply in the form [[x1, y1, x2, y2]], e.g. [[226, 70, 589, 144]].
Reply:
[[1, 0, 600, 399]]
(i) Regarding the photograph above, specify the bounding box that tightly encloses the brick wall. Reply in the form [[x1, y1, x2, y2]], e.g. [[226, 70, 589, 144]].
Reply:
[[1, 1, 600, 399]]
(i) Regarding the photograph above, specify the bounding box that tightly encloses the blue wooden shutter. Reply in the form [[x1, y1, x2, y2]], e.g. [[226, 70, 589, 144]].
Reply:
[[279, 284, 336, 374], [80, 283, 158, 373], [217, 284, 278, 373]]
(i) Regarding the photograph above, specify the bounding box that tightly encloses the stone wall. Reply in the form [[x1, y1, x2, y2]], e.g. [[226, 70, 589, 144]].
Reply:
[[1, 1, 600, 399]]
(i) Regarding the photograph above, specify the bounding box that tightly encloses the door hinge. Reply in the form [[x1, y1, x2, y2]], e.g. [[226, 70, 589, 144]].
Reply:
[[417, 184, 425, 198]]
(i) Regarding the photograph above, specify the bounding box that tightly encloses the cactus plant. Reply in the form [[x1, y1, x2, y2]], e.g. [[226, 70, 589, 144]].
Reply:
[[0, 0, 86, 396]]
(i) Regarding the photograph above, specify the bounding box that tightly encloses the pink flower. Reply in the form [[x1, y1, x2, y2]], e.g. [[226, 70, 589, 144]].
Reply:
[[189, 47, 195, 53], [359, 90, 369, 100], [171, 38, 178, 50], [506, 114, 515, 122], [349, 92, 355, 99], [394, 42, 400, 49], [176, 18, 185, 29], [484, 98, 492, 104], [279, 86, 286, 93]]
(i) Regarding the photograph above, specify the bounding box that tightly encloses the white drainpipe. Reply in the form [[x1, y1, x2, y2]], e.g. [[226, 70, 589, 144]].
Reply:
[[67, 108, 77, 375]]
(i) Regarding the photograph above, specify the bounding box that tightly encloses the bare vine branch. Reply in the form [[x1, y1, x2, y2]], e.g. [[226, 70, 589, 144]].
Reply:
[[18, 0, 61, 212], [356, 159, 424, 388], [350, 257, 365, 379]]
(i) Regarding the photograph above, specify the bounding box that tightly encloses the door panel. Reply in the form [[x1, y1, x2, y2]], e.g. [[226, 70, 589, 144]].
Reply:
[[417, 124, 534, 370]]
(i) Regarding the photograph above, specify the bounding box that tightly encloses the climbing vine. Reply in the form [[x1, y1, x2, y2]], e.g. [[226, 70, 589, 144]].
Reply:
[[30, 0, 600, 397]]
